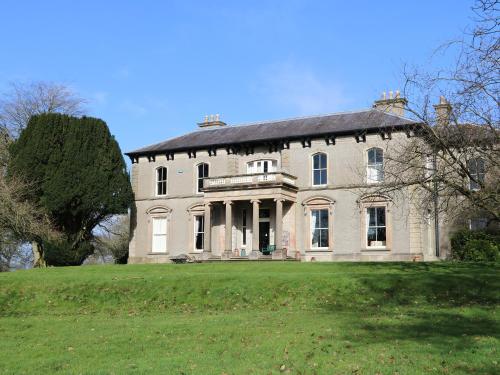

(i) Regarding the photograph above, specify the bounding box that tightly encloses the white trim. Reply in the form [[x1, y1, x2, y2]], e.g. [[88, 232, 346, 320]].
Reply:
[[155, 166, 168, 197], [311, 152, 328, 187]]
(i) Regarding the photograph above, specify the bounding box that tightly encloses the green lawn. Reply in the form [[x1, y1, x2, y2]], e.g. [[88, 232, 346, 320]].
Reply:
[[0, 262, 498, 375]]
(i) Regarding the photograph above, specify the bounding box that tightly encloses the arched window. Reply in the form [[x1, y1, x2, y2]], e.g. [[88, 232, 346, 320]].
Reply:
[[467, 158, 485, 190], [197, 163, 209, 193], [367, 148, 384, 183], [312, 153, 327, 186], [156, 167, 167, 196]]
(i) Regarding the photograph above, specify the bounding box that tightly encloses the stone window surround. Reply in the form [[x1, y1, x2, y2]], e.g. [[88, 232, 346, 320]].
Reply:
[[358, 195, 392, 251], [187, 203, 206, 253], [302, 196, 335, 252], [146, 205, 172, 255]]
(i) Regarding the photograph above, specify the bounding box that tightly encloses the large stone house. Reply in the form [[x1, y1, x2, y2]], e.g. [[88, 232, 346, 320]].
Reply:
[[126, 93, 441, 263]]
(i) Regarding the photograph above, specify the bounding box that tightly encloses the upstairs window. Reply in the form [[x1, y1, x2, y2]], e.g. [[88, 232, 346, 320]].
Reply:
[[467, 158, 485, 190], [247, 160, 277, 174], [156, 167, 167, 196], [367, 148, 384, 183], [197, 163, 209, 193], [312, 153, 327, 186]]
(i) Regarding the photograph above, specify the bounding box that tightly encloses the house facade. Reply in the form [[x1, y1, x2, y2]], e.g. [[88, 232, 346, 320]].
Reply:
[[126, 94, 441, 263]]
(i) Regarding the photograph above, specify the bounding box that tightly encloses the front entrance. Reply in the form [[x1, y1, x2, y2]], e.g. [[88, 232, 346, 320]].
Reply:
[[259, 221, 270, 252]]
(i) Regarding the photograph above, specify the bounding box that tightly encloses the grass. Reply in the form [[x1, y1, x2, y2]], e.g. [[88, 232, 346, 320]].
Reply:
[[0, 262, 498, 375]]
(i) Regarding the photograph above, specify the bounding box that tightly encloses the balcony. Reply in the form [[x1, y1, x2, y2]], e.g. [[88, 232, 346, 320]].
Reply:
[[202, 172, 298, 195]]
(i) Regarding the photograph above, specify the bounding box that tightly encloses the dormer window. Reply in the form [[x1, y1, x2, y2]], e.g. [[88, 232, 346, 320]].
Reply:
[[367, 148, 384, 183], [156, 167, 167, 196]]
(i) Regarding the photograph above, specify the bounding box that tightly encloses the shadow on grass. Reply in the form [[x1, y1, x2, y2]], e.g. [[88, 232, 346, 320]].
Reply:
[[321, 263, 499, 373]]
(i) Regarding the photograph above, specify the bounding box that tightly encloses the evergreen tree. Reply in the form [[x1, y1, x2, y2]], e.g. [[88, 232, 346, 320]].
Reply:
[[9, 113, 133, 266]]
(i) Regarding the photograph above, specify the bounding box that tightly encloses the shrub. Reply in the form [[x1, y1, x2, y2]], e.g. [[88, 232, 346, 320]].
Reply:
[[451, 229, 499, 261]]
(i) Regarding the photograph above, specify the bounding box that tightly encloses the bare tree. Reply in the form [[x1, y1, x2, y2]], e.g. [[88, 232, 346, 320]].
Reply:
[[93, 215, 130, 264], [0, 135, 59, 270], [0, 81, 87, 137], [364, 1, 499, 227]]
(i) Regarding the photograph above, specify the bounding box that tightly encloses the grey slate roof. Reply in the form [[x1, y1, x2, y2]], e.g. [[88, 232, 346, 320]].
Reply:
[[126, 109, 416, 156]]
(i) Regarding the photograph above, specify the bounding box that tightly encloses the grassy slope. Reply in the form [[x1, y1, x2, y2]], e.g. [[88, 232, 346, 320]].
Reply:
[[0, 262, 498, 375]]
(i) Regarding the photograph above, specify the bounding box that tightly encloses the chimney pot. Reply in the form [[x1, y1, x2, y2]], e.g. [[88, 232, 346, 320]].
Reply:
[[389, 90, 393, 99]]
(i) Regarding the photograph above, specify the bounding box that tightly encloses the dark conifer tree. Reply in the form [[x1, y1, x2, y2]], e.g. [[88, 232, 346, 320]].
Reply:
[[9, 113, 133, 265]]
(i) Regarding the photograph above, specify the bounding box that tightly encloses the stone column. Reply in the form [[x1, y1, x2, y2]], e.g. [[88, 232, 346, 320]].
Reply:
[[274, 198, 285, 259], [223, 200, 233, 258], [250, 199, 260, 259], [203, 203, 212, 258], [275, 199, 284, 249]]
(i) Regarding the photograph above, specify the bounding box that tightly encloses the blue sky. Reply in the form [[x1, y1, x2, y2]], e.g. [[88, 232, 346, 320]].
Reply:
[[0, 0, 474, 157]]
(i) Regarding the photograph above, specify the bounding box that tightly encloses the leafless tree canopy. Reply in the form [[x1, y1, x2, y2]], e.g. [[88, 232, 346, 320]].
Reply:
[[0, 81, 87, 137], [367, 0, 499, 224]]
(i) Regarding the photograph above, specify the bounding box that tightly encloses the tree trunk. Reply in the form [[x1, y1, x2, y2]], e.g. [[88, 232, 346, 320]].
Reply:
[[32, 241, 46, 268]]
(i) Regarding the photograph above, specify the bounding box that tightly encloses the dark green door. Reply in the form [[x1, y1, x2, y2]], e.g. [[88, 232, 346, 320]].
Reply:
[[259, 222, 270, 253]]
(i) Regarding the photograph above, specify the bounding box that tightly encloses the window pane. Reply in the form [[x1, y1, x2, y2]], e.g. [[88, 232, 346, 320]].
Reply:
[[320, 209, 328, 228], [368, 149, 375, 164], [311, 210, 320, 229], [319, 229, 329, 247], [376, 207, 385, 226], [368, 208, 376, 226], [320, 170, 327, 185], [319, 154, 327, 169], [367, 228, 376, 246], [195, 232, 203, 250], [377, 227, 386, 242], [203, 163, 209, 177], [313, 170, 321, 185], [313, 154, 319, 169], [375, 148, 383, 163]]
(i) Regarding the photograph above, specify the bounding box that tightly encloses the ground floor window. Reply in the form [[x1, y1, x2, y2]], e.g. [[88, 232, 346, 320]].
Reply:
[[367, 207, 386, 247], [194, 215, 204, 251], [311, 209, 329, 248], [152, 217, 167, 252], [469, 218, 488, 231]]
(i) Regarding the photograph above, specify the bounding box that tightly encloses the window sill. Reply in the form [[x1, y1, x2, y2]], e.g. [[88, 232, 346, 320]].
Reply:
[[148, 252, 169, 255], [361, 248, 390, 252], [306, 248, 332, 252]]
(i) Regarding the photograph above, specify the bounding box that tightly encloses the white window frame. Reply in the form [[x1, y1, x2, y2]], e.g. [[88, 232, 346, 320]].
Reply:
[[310, 208, 329, 249], [156, 167, 168, 196], [151, 217, 168, 253], [193, 215, 204, 252], [367, 148, 384, 184], [311, 153, 328, 186], [196, 163, 209, 194], [246, 160, 277, 174], [366, 206, 387, 248]]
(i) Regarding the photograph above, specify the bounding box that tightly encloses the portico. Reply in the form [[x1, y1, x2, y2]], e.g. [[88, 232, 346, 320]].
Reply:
[[199, 172, 298, 259]]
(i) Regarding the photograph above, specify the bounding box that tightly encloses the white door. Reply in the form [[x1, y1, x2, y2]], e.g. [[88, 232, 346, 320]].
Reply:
[[152, 217, 167, 253]]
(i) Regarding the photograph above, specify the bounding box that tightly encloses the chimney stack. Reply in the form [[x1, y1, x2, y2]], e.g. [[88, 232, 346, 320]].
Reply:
[[373, 89, 407, 117], [198, 114, 227, 129], [433, 96, 452, 126]]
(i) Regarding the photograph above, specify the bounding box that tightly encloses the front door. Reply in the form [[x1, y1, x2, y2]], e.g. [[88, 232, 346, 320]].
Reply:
[[259, 222, 270, 252]]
